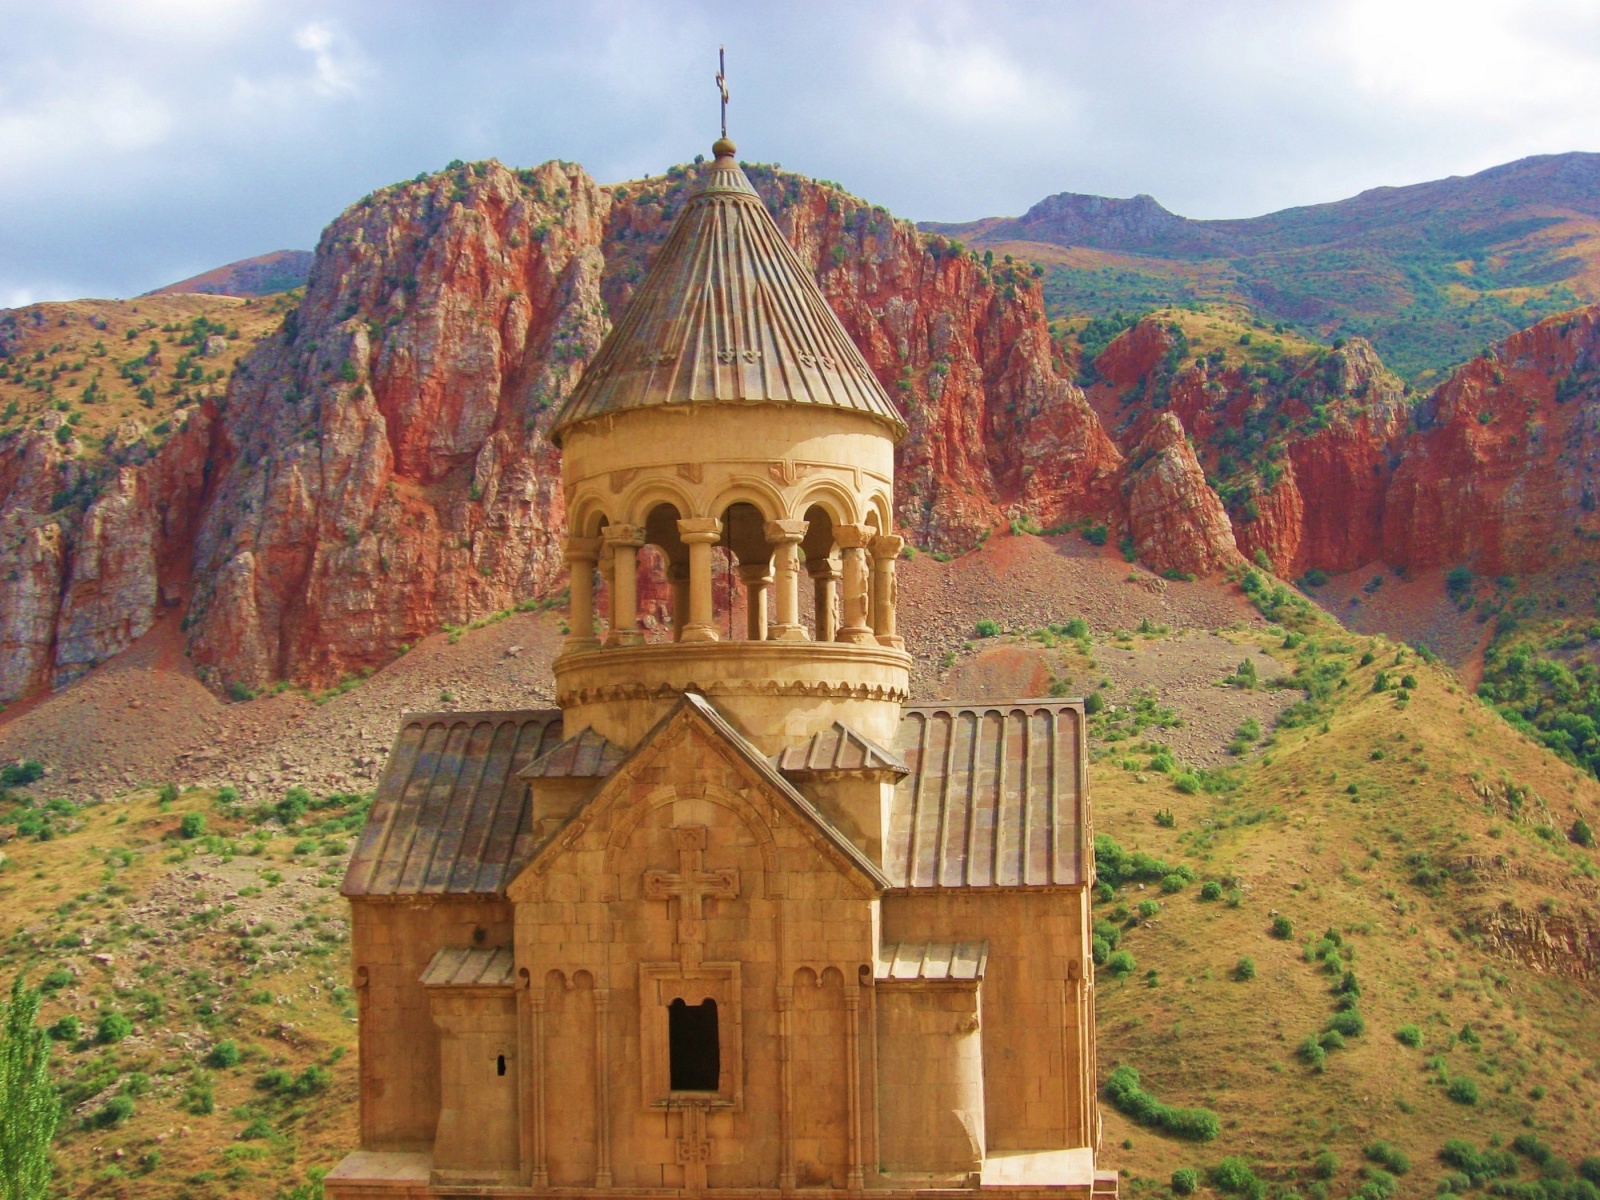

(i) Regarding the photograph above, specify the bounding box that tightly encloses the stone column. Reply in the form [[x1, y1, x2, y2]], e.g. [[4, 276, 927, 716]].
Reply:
[[764, 520, 810, 642], [563, 536, 601, 653], [807, 556, 841, 643], [738, 561, 773, 641], [869, 534, 904, 649], [833, 524, 877, 645], [601, 525, 645, 647], [669, 561, 689, 642], [676, 517, 724, 643]]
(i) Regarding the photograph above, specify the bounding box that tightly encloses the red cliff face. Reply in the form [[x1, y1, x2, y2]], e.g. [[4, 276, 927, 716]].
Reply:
[[1125, 413, 1244, 576], [6, 156, 1600, 702], [178, 159, 1126, 693], [1382, 308, 1600, 574]]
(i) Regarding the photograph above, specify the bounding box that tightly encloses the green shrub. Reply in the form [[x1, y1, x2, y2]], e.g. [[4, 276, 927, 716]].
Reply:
[[1234, 957, 1256, 981], [1580, 1157, 1600, 1186], [1137, 899, 1160, 919], [1200, 880, 1223, 901], [86, 1095, 133, 1129], [1364, 1141, 1410, 1175], [1106, 950, 1136, 976], [1394, 1024, 1422, 1048], [1574, 818, 1596, 849], [1064, 618, 1090, 638], [157, 782, 179, 804], [1440, 1139, 1517, 1184], [975, 618, 1000, 638], [1299, 1035, 1327, 1070], [207, 1039, 242, 1068], [1446, 1076, 1479, 1105], [39, 969, 73, 994], [1271, 914, 1293, 939], [1160, 872, 1187, 893], [179, 811, 206, 839], [276, 786, 312, 825], [217, 785, 240, 804], [0, 760, 44, 786], [96, 1012, 132, 1044], [239, 1116, 274, 1140], [1103, 1065, 1220, 1141], [1312, 1151, 1339, 1180], [47, 1014, 80, 1041], [1171, 1168, 1199, 1195], [1083, 691, 1104, 715], [1209, 1156, 1259, 1195], [1319, 1029, 1345, 1051], [1324, 1009, 1365, 1038]]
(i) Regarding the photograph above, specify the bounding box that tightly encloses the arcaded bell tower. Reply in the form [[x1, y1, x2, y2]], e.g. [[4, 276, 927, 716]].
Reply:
[[549, 136, 912, 755]]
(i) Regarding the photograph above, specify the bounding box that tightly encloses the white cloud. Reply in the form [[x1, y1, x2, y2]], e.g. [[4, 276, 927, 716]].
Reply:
[[232, 19, 370, 109], [1330, 0, 1600, 117], [872, 9, 1073, 127], [0, 76, 172, 176], [295, 21, 364, 97]]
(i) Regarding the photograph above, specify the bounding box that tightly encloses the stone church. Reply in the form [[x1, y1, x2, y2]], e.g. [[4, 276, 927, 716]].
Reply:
[[327, 135, 1114, 1199]]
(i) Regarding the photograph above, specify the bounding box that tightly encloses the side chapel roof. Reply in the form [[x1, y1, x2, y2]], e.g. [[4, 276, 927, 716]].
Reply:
[[549, 140, 906, 444], [887, 701, 1088, 889], [342, 709, 564, 897]]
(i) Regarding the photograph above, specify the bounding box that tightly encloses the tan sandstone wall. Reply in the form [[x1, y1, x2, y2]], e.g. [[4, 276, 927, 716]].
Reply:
[[349, 896, 514, 1150]]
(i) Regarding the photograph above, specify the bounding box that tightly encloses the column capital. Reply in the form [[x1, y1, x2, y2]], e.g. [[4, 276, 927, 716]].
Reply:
[[764, 518, 808, 544], [600, 523, 645, 547], [737, 562, 774, 585], [832, 523, 876, 550], [806, 556, 841, 579], [676, 516, 723, 545], [564, 535, 602, 562], [870, 533, 905, 561]]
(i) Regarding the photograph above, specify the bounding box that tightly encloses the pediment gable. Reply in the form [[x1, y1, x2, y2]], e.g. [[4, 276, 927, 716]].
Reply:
[[508, 693, 889, 901]]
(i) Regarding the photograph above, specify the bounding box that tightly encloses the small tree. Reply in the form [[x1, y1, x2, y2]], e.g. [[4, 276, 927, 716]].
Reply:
[[0, 975, 58, 1200]]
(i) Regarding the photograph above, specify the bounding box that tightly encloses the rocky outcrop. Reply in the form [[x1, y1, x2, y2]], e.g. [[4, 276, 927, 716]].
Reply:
[[1125, 414, 1243, 576], [9, 155, 1600, 701], [1089, 310, 1600, 580]]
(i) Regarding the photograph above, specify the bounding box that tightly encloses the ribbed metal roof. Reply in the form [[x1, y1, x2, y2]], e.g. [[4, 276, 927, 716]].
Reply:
[[342, 710, 564, 897], [420, 945, 516, 989], [887, 702, 1087, 889], [874, 940, 989, 983], [770, 721, 909, 776], [518, 727, 626, 779], [550, 141, 906, 443]]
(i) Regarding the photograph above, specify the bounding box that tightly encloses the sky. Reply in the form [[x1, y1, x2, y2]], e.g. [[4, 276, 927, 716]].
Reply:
[[5, 0, 1600, 304]]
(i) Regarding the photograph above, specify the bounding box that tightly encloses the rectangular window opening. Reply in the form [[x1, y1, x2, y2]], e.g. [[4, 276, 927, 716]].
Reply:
[[668, 997, 720, 1092]]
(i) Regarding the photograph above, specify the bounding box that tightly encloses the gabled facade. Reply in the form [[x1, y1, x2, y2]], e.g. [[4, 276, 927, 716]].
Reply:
[[328, 135, 1113, 1200]]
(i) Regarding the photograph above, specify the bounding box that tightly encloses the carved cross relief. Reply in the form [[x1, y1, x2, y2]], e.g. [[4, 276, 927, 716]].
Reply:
[[643, 825, 738, 968]]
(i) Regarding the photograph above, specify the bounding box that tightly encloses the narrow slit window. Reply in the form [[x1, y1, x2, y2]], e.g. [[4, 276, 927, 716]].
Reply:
[[496, 1054, 507, 1077], [667, 998, 720, 1092]]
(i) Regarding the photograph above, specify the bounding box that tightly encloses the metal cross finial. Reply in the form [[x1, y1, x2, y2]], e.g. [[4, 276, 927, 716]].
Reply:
[[715, 46, 729, 139]]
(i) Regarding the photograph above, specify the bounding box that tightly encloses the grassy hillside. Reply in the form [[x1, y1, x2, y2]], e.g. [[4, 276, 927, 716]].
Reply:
[[1, 558, 1597, 1198], [0, 294, 294, 468]]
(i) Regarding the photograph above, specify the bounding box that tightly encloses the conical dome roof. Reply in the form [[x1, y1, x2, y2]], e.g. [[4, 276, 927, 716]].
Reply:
[[550, 141, 906, 445]]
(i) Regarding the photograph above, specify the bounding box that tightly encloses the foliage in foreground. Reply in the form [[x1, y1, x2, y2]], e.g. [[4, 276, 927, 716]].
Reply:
[[0, 975, 58, 1200]]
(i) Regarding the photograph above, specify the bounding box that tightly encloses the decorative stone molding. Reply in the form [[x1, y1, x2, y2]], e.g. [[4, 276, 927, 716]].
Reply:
[[554, 679, 911, 708]]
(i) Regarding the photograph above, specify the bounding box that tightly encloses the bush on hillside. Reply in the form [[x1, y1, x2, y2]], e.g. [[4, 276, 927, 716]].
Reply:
[[1103, 1065, 1220, 1142]]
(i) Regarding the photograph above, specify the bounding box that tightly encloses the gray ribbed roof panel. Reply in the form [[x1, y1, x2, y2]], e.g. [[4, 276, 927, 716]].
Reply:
[[771, 721, 909, 776], [550, 146, 906, 443], [887, 701, 1087, 889], [343, 709, 564, 897]]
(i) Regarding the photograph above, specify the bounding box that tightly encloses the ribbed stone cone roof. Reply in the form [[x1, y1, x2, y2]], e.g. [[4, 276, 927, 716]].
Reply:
[[550, 140, 906, 444]]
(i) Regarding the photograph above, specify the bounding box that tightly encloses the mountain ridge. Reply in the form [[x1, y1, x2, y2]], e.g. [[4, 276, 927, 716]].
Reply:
[[923, 152, 1600, 380]]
